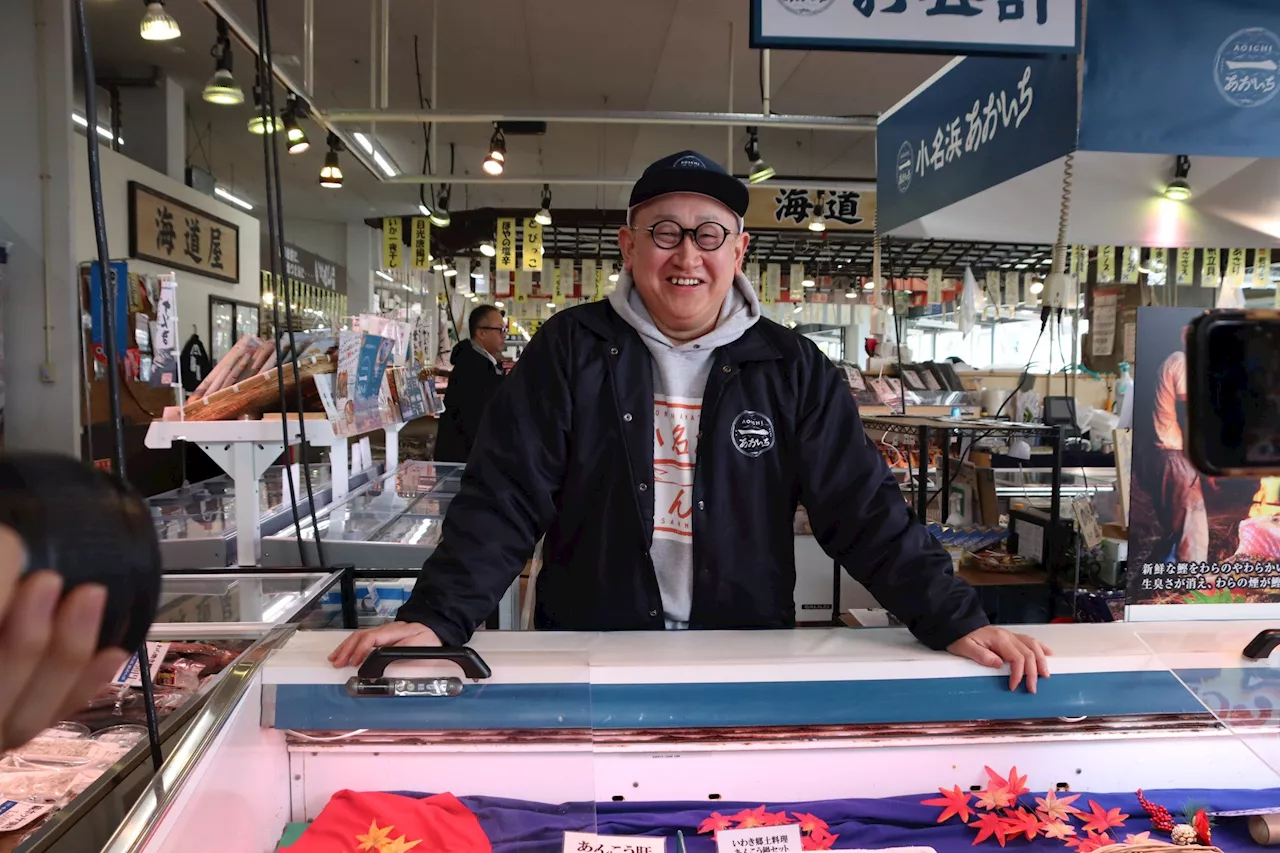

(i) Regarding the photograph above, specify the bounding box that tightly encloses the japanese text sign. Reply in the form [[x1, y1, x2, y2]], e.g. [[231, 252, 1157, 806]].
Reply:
[[523, 218, 543, 271], [1176, 248, 1195, 285], [1202, 248, 1221, 288], [876, 55, 1077, 233], [128, 182, 239, 282], [150, 274, 179, 388], [411, 217, 431, 270], [1256, 247, 1271, 288], [382, 217, 403, 270], [714, 824, 802, 853], [562, 832, 664, 853], [497, 218, 517, 270], [750, 0, 1079, 57], [745, 187, 874, 231]]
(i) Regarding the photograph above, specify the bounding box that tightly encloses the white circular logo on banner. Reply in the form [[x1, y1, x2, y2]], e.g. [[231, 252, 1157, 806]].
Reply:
[[774, 0, 836, 15], [1215, 27, 1280, 108], [896, 141, 914, 194], [731, 411, 776, 457]]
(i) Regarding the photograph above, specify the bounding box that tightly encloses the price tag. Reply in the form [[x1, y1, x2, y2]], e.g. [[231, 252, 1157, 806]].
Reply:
[[111, 642, 170, 688], [0, 800, 53, 833], [1072, 497, 1104, 549], [715, 824, 802, 853], [563, 831, 665, 853]]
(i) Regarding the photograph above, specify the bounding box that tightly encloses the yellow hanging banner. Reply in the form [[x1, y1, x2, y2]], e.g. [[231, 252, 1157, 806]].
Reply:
[[1257, 248, 1272, 288], [1201, 249, 1221, 288], [496, 218, 517, 271], [1097, 246, 1115, 284], [1225, 247, 1246, 287], [1120, 247, 1140, 284], [1175, 248, 1194, 285], [556, 258, 572, 302], [522, 218, 543, 271], [1068, 245, 1084, 279], [514, 270, 529, 308], [1147, 248, 1167, 284], [410, 217, 431, 270], [382, 217, 403, 270]]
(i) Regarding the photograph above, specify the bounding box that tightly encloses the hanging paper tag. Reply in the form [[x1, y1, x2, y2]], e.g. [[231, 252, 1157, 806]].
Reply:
[[1072, 496, 1104, 549], [382, 217, 403, 269], [1225, 247, 1246, 287], [926, 268, 943, 304], [789, 263, 805, 301], [1201, 249, 1221, 288], [1096, 246, 1116, 283], [410, 218, 431, 270], [1147, 248, 1167, 285], [1120, 246, 1140, 283], [563, 832, 665, 853], [1002, 271, 1019, 307], [1175, 248, 1194, 285], [496, 218, 517, 271], [766, 263, 782, 304], [522, 218, 543, 271], [715, 824, 803, 853], [1256, 248, 1271, 289]]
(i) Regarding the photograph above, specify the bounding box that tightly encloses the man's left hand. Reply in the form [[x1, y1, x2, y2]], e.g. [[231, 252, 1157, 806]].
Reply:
[[946, 626, 1052, 693]]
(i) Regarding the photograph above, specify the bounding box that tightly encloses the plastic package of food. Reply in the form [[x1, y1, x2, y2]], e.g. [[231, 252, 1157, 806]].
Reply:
[[90, 725, 149, 749], [0, 768, 96, 805], [155, 658, 206, 692], [40, 722, 90, 740], [8, 737, 104, 767]]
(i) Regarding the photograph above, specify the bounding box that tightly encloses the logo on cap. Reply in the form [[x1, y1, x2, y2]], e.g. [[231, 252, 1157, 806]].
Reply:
[[672, 155, 706, 170]]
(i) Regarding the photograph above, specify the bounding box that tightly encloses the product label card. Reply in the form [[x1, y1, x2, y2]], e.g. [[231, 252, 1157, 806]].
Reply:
[[563, 831, 664, 853], [715, 824, 802, 853], [111, 642, 170, 688], [0, 800, 53, 833]]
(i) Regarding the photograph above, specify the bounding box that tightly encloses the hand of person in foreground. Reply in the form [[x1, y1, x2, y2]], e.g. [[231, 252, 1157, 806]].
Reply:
[[0, 526, 130, 752], [328, 621, 442, 669], [947, 625, 1052, 693]]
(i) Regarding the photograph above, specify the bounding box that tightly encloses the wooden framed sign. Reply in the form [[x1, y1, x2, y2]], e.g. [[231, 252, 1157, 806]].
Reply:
[[128, 181, 240, 283]]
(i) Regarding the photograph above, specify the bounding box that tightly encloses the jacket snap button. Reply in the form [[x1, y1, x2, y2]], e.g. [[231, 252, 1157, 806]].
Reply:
[[722, 365, 732, 374], [623, 412, 633, 422], [698, 500, 705, 511], [610, 346, 619, 355], [649, 609, 659, 618], [638, 483, 647, 492]]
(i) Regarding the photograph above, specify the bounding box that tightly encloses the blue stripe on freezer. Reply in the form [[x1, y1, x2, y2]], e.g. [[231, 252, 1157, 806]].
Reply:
[[272, 670, 1208, 732]]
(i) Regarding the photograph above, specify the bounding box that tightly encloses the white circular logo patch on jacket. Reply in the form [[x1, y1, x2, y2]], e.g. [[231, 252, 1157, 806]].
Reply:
[[731, 410, 776, 457]]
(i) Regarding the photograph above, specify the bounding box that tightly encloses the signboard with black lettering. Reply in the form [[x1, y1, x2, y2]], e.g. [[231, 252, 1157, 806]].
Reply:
[[128, 182, 239, 283], [263, 242, 346, 293]]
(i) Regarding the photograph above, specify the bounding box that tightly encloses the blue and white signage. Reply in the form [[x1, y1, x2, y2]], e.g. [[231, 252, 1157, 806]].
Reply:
[[1079, 0, 1280, 156], [750, 0, 1080, 56], [877, 55, 1078, 233]]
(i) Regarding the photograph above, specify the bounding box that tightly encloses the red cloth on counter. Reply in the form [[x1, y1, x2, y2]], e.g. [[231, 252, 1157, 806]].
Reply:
[[284, 790, 491, 853]]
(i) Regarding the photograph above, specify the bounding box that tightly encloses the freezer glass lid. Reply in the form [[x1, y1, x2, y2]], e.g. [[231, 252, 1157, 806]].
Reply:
[[153, 572, 336, 627], [149, 464, 334, 540], [274, 462, 461, 541]]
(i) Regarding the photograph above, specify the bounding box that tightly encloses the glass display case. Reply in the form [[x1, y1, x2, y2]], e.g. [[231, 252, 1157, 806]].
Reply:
[[149, 463, 378, 569], [0, 572, 340, 853], [99, 621, 1280, 853]]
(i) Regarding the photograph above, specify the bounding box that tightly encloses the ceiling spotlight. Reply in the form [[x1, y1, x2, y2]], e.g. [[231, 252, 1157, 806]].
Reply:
[[495, 301, 505, 308], [1029, 280, 1045, 295], [744, 127, 775, 184], [534, 184, 553, 226], [430, 187, 451, 227], [802, 278, 816, 288], [863, 280, 875, 290], [202, 18, 242, 104], [793, 304, 804, 314], [1165, 154, 1192, 201], [845, 290, 856, 298], [608, 273, 619, 282], [319, 133, 344, 188], [808, 218, 826, 232], [140, 0, 181, 41], [433, 261, 448, 271], [483, 127, 506, 176], [374, 270, 394, 282], [480, 242, 497, 257], [247, 85, 284, 134], [443, 268, 458, 278], [282, 94, 309, 154]]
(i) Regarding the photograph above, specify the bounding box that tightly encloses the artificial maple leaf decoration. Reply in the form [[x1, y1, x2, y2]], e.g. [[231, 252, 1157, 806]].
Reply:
[[1035, 790, 1084, 822], [731, 805, 770, 828], [982, 766, 1030, 799], [1042, 820, 1078, 840], [698, 812, 734, 835], [1124, 832, 1153, 843], [1068, 832, 1115, 852], [970, 811, 1011, 847], [974, 787, 1014, 811], [791, 812, 829, 834], [802, 828, 839, 851], [1080, 800, 1129, 835], [760, 811, 792, 827], [922, 786, 975, 824], [1002, 808, 1042, 841]]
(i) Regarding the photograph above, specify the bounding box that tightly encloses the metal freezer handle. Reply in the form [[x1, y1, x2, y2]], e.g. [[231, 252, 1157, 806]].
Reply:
[[358, 645, 493, 680], [1243, 629, 1280, 660]]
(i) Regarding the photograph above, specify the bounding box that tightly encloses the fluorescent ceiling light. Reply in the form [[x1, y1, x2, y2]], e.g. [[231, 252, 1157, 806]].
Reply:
[[213, 186, 252, 210], [372, 150, 397, 177], [374, 270, 394, 281], [352, 132, 374, 154], [418, 202, 433, 217], [72, 113, 123, 145]]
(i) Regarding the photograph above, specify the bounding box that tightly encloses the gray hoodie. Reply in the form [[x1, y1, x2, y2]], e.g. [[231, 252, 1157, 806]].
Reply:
[[608, 270, 762, 627]]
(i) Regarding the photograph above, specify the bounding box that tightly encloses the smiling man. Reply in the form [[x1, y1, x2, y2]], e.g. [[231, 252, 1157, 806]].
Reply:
[[331, 151, 1052, 692]]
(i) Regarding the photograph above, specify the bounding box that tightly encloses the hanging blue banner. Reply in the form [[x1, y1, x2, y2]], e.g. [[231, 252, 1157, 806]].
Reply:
[[876, 55, 1078, 234], [89, 261, 129, 360], [750, 0, 1080, 56], [1079, 0, 1280, 157]]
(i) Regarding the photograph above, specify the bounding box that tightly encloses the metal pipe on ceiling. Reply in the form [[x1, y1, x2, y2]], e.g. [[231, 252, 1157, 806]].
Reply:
[[726, 21, 735, 170], [762, 49, 772, 116], [379, 175, 876, 191], [368, 1, 377, 111], [303, 0, 314, 94], [320, 108, 876, 131], [379, 0, 390, 110], [430, 0, 438, 177]]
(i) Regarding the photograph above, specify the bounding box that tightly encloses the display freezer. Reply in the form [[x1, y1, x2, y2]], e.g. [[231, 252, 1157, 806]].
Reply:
[[103, 621, 1280, 852], [149, 464, 378, 569], [0, 572, 339, 853]]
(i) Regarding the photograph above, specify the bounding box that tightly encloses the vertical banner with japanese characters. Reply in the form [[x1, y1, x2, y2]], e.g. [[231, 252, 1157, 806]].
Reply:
[[382, 217, 402, 270], [766, 263, 782, 304], [1175, 248, 1195, 286], [522, 218, 543, 271], [513, 269, 528, 311], [744, 261, 761, 303], [1224, 247, 1246, 288], [456, 257, 471, 292], [1097, 246, 1116, 283], [1120, 246, 1140, 284], [496, 218, 516, 271], [1201, 249, 1221, 289], [1256, 248, 1271, 289], [1069, 245, 1086, 280], [1002, 271, 1020, 309], [1090, 289, 1118, 357], [150, 273, 180, 389], [984, 270, 1000, 311], [475, 259, 491, 295], [926, 268, 943, 305], [1148, 248, 1167, 285], [410, 218, 431, 270], [556, 258, 572, 303], [789, 263, 805, 302], [580, 259, 596, 301]]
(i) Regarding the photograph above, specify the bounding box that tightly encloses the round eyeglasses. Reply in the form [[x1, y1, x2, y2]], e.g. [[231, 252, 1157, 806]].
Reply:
[[638, 220, 737, 252]]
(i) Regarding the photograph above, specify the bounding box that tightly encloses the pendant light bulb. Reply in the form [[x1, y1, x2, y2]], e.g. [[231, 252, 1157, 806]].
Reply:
[[247, 85, 284, 134], [483, 127, 506, 176], [202, 19, 242, 104], [807, 219, 826, 233], [1165, 154, 1193, 202], [319, 133, 344, 188], [430, 188, 451, 228], [744, 127, 775, 184], [480, 242, 497, 257], [283, 112, 309, 154], [534, 184, 553, 226], [140, 0, 181, 41]]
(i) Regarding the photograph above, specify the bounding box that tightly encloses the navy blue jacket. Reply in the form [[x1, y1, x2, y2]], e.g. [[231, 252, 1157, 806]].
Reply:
[[397, 300, 988, 648]]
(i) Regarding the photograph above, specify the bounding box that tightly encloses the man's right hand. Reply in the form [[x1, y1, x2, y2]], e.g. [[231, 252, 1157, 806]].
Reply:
[[327, 622, 442, 669]]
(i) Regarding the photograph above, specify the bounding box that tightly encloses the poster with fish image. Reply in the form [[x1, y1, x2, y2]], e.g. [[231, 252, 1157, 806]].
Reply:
[[1126, 307, 1280, 618]]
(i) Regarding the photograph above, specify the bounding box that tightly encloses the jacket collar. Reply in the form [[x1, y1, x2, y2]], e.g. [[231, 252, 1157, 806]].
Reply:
[[579, 300, 782, 364]]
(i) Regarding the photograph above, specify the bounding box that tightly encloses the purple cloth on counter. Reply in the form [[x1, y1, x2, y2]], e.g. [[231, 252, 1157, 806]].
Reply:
[[382, 789, 1280, 853]]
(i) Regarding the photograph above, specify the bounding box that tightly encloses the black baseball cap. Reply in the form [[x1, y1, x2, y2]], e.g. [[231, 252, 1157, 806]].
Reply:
[[628, 150, 750, 220]]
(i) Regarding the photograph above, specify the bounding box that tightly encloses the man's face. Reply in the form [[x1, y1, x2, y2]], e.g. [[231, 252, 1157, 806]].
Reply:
[[618, 193, 750, 342], [473, 310, 506, 356]]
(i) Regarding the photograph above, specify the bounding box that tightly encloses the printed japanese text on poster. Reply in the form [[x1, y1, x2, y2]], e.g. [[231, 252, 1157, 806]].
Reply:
[[877, 55, 1078, 233], [750, 0, 1078, 56], [522, 218, 543, 271], [411, 217, 431, 270], [382, 217, 402, 270], [497, 218, 517, 271]]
